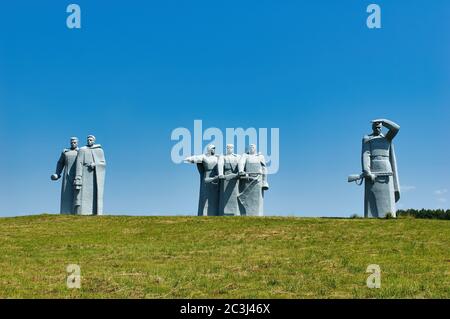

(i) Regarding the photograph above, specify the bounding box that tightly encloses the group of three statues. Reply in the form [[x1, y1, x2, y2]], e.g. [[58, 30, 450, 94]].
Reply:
[[51, 119, 401, 218], [185, 143, 270, 216]]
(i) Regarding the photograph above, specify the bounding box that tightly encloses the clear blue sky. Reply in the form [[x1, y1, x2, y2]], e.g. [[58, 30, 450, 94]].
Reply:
[[0, 1, 449, 217]]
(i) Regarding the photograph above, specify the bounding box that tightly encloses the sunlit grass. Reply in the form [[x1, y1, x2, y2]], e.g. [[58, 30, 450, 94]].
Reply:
[[0, 215, 448, 298]]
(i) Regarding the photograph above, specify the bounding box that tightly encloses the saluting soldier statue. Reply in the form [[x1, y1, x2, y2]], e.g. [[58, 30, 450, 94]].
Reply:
[[348, 119, 401, 218]]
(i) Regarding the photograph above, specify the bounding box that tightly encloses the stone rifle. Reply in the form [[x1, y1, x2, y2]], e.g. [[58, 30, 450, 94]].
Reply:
[[348, 172, 393, 185], [204, 172, 263, 184]]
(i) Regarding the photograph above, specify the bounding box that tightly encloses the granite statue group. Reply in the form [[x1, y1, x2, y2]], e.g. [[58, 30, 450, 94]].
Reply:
[[51, 135, 106, 215], [184, 143, 269, 216], [51, 119, 401, 218]]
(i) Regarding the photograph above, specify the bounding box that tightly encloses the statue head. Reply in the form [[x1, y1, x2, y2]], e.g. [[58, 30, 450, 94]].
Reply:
[[248, 144, 257, 155], [372, 122, 382, 136], [226, 144, 234, 155], [87, 135, 96, 147], [206, 144, 216, 156], [70, 137, 78, 150]]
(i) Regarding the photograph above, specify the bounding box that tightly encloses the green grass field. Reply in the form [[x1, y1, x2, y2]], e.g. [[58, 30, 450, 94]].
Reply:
[[0, 215, 448, 299]]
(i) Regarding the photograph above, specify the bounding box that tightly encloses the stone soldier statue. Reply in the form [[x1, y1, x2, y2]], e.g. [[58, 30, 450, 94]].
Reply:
[[185, 144, 220, 216], [218, 144, 241, 216], [349, 119, 400, 218], [238, 144, 269, 216], [51, 137, 79, 214], [74, 135, 106, 215]]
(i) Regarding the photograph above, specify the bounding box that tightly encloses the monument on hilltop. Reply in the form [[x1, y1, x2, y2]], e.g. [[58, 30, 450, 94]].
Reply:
[[185, 143, 269, 216], [348, 119, 401, 218]]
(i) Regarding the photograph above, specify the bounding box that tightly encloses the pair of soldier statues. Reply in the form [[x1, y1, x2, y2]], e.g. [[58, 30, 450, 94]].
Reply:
[[51, 119, 400, 218], [185, 143, 269, 216], [51, 135, 106, 215]]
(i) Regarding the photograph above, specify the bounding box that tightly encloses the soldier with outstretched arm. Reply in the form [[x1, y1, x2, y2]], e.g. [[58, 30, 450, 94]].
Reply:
[[51, 137, 79, 214], [184, 144, 220, 216]]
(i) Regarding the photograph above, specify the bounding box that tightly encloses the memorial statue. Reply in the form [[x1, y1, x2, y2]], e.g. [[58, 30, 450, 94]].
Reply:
[[218, 144, 241, 216], [348, 119, 401, 218], [237, 144, 269, 216], [185, 144, 220, 216], [51, 137, 79, 214], [73, 135, 106, 215]]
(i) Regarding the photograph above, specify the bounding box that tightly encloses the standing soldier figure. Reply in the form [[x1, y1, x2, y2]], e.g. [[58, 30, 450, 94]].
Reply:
[[74, 135, 106, 215], [218, 144, 241, 216], [238, 144, 269, 216], [185, 144, 220, 216], [51, 137, 79, 214], [360, 119, 401, 218]]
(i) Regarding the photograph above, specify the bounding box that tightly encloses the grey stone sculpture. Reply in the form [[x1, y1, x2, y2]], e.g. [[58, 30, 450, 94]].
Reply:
[[73, 135, 106, 215], [348, 119, 401, 218], [185, 144, 220, 216], [51, 137, 79, 214], [237, 144, 269, 216], [218, 144, 241, 216]]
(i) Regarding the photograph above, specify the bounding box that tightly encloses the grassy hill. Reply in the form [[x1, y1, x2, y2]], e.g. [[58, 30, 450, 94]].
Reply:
[[0, 215, 448, 299]]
